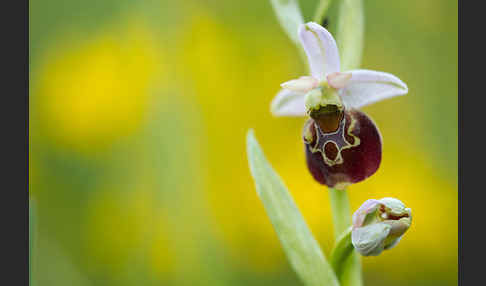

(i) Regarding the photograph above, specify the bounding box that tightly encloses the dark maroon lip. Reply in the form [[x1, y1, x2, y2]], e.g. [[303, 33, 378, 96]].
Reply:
[[303, 109, 382, 188]]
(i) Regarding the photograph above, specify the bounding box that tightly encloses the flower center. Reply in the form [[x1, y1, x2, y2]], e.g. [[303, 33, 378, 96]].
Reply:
[[305, 85, 344, 132]]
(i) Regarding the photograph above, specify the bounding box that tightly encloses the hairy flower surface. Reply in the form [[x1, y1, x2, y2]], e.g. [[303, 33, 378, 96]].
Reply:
[[271, 22, 408, 188], [351, 198, 412, 256]]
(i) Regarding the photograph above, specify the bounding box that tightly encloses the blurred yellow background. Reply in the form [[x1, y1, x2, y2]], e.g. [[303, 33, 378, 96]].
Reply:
[[29, 0, 457, 285]]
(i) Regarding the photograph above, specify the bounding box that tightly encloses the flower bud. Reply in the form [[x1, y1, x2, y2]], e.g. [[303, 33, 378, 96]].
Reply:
[[303, 106, 382, 189], [351, 198, 412, 256]]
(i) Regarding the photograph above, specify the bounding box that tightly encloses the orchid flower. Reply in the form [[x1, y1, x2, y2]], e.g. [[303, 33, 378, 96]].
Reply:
[[271, 22, 408, 189]]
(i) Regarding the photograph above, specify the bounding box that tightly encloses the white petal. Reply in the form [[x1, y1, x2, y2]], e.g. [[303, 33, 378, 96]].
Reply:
[[327, 72, 352, 89], [298, 22, 340, 79], [270, 89, 307, 117], [339, 69, 408, 109], [280, 76, 318, 92]]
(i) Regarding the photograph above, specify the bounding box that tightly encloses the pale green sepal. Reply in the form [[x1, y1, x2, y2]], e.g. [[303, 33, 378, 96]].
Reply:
[[246, 130, 339, 286]]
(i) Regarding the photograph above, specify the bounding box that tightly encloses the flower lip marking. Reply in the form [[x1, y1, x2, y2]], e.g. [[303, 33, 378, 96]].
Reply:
[[303, 109, 382, 188], [307, 114, 360, 166]]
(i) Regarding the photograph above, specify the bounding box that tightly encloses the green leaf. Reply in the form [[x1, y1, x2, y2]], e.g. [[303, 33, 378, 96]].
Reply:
[[334, 0, 364, 71], [269, 0, 304, 45], [246, 129, 339, 286], [329, 227, 354, 279]]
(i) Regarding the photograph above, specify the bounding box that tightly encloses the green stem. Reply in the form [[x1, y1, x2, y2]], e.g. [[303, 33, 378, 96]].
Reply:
[[329, 188, 351, 238], [329, 188, 363, 286], [313, 0, 333, 25], [330, 227, 353, 278]]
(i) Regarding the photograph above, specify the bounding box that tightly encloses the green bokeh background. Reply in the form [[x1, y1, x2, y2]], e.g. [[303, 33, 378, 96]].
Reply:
[[29, 0, 457, 285]]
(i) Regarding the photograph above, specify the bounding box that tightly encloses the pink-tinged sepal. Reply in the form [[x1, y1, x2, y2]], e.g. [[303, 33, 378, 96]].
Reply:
[[271, 89, 307, 117], [298, 22, 340, 79], [339, 69, 408, 109]]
